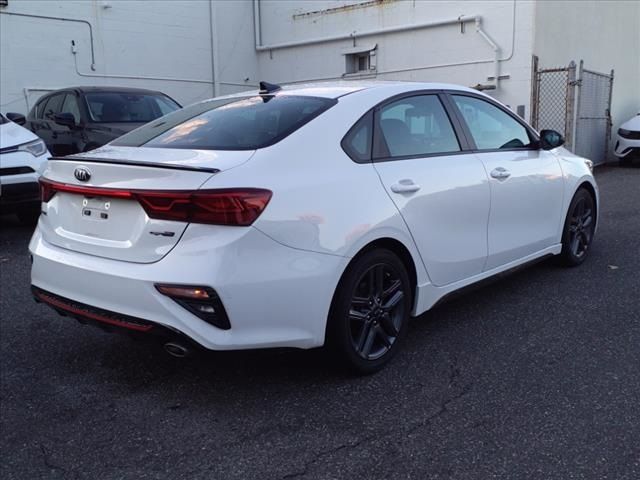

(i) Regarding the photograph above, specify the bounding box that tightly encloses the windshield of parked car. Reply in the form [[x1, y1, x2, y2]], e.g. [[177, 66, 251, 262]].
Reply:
[[111, 94, 337, 150], [0, 114, 8, 125], [85, 92, 180, 123]]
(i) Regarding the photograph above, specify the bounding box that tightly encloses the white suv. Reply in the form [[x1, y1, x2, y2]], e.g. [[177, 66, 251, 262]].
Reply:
[[614, 113, 640, 166], [0, 113, 50, 223]]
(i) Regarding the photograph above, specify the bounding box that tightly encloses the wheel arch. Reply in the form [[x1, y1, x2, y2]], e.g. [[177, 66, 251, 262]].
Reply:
[[331, 237, 419, 314], [575, 179, 599, 230], [324, 236, 420, 346]]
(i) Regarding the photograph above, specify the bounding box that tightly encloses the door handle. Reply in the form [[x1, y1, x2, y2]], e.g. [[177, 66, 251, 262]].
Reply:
[[490, 167, 511, 180], [390, 179, 421, 194]]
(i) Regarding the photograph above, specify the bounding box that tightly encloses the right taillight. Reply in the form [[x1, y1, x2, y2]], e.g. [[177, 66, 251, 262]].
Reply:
[[136, 189, 272, 226], [38, 179, 272, 226]]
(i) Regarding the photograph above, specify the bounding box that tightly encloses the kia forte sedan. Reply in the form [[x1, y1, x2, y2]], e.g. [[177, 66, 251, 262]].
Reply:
[[30, 81, 598, 373]]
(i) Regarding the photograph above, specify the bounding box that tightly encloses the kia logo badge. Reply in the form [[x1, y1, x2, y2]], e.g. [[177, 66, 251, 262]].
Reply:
[[74, 166, 91, 182]]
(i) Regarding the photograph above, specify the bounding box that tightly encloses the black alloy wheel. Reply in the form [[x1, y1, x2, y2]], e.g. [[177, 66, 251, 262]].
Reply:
[[328, 249, 411, 374], [560, 188, 596, 266]]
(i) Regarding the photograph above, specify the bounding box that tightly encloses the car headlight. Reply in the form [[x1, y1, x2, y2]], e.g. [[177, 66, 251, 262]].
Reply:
[[584, 159, 594, 172], [17, 139, 47, 157]]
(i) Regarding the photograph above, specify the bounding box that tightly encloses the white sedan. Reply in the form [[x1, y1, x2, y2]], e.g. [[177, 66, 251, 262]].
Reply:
[[614, 113, 640, 166], [30, 82, 598, 373], [0, 113, 50, 223]]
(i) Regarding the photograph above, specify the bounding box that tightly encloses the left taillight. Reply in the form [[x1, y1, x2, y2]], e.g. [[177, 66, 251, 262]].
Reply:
[[39, 178, 272, 226]]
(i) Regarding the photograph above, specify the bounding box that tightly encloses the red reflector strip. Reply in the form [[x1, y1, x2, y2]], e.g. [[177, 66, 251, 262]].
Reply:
[[39, 178, 272, 226], [40, 178, 133, 202], [35, 290, 153, 332]]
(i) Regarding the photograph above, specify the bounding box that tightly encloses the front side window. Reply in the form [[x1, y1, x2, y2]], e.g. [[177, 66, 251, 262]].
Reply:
[[374, 95, 460, 159], [61, 94, 81, 123], [42, 94, 65, 120], [85, 92, 180, 123], [34, 98, 50, 119], [452, 95, 533, 150], [113, 95, 336, 150]]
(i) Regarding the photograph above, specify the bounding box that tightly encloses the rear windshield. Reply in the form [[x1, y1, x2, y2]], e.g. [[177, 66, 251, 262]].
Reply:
[[86, 92, 180, 123], [112, 95, 337, 150], [0, 114, 7, 125]]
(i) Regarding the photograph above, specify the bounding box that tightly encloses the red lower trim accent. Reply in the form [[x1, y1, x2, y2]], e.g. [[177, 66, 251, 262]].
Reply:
[[35, 291, 153, 332]]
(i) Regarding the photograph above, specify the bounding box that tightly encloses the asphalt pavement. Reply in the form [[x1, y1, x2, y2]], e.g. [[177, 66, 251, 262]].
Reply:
[[1, 165, 639, 480]]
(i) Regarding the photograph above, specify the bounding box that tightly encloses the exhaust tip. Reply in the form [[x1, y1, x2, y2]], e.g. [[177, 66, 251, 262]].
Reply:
[[164, 342, 190, 358]]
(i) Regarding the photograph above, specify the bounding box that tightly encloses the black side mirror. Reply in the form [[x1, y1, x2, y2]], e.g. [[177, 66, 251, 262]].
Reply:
[[540, 129, 565, 150], [6, 112, 26, 126], [53, 112, 77, 128]]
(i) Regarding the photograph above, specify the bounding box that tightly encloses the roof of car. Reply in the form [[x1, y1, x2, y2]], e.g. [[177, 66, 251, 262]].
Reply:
[[215, 81, 483, 101], [44, 86, 169, 95]]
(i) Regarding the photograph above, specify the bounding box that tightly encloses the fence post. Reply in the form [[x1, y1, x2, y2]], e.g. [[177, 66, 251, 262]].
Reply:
[[530, 55, 539, 127], [565, 61, 577, 151], [605, 69, 615, 162], [570, 60, 583, 155]]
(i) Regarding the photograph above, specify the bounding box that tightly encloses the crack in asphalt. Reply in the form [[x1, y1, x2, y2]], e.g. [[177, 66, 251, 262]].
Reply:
[[280, 383, 473, 479], [39, 443, 67, 475]]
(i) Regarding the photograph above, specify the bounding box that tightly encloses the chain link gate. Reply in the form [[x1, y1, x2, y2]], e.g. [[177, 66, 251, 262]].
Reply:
[[531, 56, 614, 165]]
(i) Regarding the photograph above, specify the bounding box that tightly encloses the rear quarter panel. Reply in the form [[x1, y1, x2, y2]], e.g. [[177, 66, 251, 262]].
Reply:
[[197, 88, 433, 289]]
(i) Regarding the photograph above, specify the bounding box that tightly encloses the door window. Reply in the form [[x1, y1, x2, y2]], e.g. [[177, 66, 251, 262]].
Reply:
[[452, 95, 533, 150], [35, 98, 49, 119], [42, 94, 65, 120], [61, 94, 81, 123], [374, 95, 460, 159]]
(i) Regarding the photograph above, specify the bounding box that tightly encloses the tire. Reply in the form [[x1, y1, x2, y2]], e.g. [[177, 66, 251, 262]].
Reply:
[[558, 188, 596, 267], [16, 205, 41, 225], [327, 248, 412, 375]]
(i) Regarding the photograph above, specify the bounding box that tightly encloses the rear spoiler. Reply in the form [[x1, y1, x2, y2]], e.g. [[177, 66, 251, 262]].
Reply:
[[48, 156, 220, 174]]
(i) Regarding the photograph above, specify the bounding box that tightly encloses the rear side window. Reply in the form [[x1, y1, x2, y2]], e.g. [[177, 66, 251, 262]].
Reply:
[[113, 95, 336, 150], [374, 95, 460, 159], [452, 95, 534, 150], [342, 111, 373, 162]]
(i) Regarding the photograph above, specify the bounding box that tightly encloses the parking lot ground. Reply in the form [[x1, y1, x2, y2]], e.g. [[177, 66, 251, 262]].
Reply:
[[1, 165, 639, 480]]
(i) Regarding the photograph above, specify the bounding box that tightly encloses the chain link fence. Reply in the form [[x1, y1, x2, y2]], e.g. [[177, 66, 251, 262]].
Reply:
[[531, 57, 613, 165]]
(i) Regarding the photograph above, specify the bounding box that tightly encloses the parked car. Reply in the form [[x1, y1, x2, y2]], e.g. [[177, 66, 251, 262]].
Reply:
[[614, 113, 640, 166], [30, 81, 599, 373], [0, 113, 50, 223], [7, 87, 180, 157]]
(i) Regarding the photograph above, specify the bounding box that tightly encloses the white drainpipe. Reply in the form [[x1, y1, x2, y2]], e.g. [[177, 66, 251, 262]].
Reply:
[[474, 17, 501, 89]]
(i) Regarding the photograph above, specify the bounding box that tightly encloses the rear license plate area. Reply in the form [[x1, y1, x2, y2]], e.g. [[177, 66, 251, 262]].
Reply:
[[82, 197, 111, 221]]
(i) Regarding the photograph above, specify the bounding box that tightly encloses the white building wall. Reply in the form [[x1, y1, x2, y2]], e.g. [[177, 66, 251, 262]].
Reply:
[[256, 0, 536, 117], [533, 0, 640, 137], [0, 0, 257, 115]]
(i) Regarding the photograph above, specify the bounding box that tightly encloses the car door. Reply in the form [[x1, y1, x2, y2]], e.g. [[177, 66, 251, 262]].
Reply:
[[449, 93, 564, 270], [371, 93, 491, 287], [38, 93, 67, 156], [58, 93, 84, 154], [29, 94, 62, 150]]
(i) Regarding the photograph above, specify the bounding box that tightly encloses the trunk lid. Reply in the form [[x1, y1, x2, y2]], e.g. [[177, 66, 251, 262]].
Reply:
[[39, 146, 254, 263]]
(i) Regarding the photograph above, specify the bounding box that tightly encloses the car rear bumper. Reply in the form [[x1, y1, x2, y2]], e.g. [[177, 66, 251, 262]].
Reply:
[[29, 223, 348, 351]]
